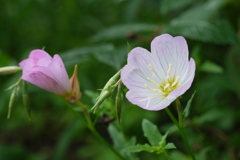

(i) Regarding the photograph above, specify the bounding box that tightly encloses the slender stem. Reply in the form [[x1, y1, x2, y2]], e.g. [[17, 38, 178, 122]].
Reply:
[[65, 101, 87, 125], [175, 99, 183, 127], [165, 108, 196, 160], [75, 101, 94, 130], [74, 101, 125, 160]]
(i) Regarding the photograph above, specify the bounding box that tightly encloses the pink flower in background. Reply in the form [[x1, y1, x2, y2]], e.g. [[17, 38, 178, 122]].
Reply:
[[19, 49, 81, 103], [121, 34, 196, 111]]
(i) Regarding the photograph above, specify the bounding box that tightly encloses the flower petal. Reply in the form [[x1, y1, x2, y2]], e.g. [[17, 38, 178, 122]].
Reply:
[[21, 69, 66, 95], [151, 34, 189, 78], [19, 58, 36, 74], [29, 49, 52, 60], [167, 58, 196, 99], [49, 54, 70, 91], [126, 90, 174, 111], [35, 55, 70, 93]]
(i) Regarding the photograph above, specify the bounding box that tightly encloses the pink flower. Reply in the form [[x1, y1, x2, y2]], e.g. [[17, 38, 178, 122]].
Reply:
[[121, 34, 196, 111], [19, 49, 81, 103]]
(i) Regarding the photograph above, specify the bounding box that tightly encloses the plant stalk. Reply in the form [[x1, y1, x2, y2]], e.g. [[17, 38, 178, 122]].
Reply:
[[165, 107, 196, 160], [74, 101, 125, 160]]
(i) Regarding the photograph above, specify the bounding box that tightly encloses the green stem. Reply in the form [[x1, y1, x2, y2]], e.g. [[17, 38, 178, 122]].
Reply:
[[165, 108, 196, 160], [75, 101, 94, 130], [175, 99, 183, 127], [74, 101, 125, 160]]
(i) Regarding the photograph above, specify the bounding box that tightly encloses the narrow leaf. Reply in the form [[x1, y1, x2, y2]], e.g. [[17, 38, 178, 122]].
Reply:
[[124, 144, 155, 153], [90, 24, 158, 42], [159, 132, 168, 147], [200, 61, 223, 73], [163, 143, 177, 150], [127, 41, 132, 53], [142, 119, 162, 146], [108, 124, 125, 148], [183, 91, 197, 120]]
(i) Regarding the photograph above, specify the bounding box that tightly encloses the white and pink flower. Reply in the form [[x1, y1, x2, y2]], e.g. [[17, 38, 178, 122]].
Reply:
[[19, 49, 81, 103], [121, 34, 195, 110]]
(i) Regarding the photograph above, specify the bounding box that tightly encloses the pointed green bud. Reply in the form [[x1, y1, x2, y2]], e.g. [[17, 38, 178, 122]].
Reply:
[[7, 90, 16, 119], [92, 70, 121, 113], [127, 41, 132, 53], [6, 78, 22, 119], [0, 66, 22, 75], [115, 82, 123, 124], [22, 81, 31, 121], [97, 70, 121, 100]]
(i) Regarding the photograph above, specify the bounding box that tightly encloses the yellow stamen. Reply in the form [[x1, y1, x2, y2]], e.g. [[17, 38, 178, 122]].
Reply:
[[163, 83, 170, 91], [171, 76, 180, 87]]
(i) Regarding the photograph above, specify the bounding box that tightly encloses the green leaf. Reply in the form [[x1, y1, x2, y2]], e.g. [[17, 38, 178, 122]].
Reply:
[[108, 124, 125, 149], [142, 119, 162, 146], [163, 143, 176, 150], [196, 147, 211, 160], [160, 0, 195, 14], [127, 41, 132, 53], [108, 124, 139, 160], [94, 46, 127, 70], [158, 131, 168, 147], [59, 44, 114, 67], [124, 144, 155, 153], [200, 61, 223, 73], [183, 91, 196, 120], [166, 20, 239, 44], [174, 0, 227, 21], [90, 24, 158, 42]]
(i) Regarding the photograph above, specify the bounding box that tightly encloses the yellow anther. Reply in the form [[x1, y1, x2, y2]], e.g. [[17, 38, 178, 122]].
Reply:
[[163, 83, 170, 91], [171, 76, 180, 87]]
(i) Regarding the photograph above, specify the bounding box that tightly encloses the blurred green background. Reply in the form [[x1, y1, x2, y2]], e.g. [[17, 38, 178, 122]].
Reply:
[[1, 0, 240, 159]]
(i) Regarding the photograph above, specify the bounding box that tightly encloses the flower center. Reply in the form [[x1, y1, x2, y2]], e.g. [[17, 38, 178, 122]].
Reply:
[[144, 64, 180, 98]]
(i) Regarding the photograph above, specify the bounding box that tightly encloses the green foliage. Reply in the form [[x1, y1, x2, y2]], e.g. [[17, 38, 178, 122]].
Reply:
[[183, 91, 196, 120], [160, 0, 195, 14], [108, 124, 139, 160], [164, 0, 239, 44], [89, 24, 158, 42], [125, 119, 176, 156], [200, 61, 223, 73], [142, 119, 163, 146]]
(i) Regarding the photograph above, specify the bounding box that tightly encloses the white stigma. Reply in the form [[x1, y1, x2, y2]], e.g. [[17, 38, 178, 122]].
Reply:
[[144, 84, 164, 95], [166, 64, 172, 80], [147, 77, 159, 87], [148, 64, 156, 78]]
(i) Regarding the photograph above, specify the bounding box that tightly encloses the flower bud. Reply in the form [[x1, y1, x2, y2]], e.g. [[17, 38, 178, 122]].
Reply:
[[115, 82, 122, 124], [92, 70, 121, 113], [0, 66, 22, 75], [7, 90, 16, 119], [66, 65, 82, 103]]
